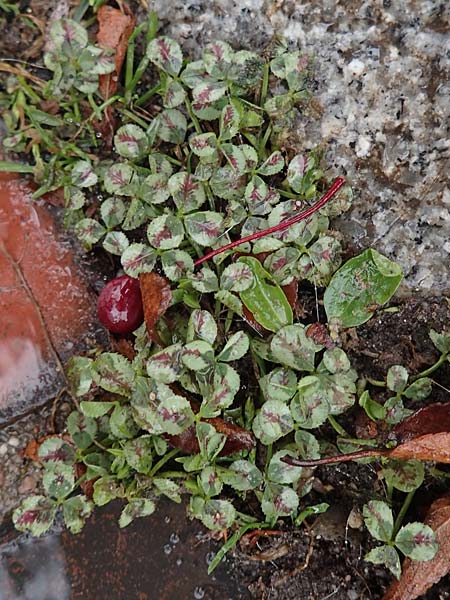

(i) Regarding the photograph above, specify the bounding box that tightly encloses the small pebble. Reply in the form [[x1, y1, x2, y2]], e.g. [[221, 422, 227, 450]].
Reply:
[[0, 444, 8, 456], [8, 436, 20, 448], [170, 532, 180, 545], [18, 475, 37, 494]]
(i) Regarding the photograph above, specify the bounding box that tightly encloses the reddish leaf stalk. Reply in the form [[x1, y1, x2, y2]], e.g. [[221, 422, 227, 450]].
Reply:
[[194, 177, 346, 267], [282, 448, 387, 467]]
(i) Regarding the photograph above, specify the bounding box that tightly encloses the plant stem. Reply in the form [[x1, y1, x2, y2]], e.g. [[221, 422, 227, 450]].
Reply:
[[185, 97, 202, 134], [259, 62, 270, 107], [149, 448, 179, 477], [207, 521, 269, 574], [411, 353, 448, 381], [282, 447, 385, 468], [393, 490, 416, 537], [327, 415, 348, 437], [367, 378, 387, 387], [194, 177, 345, 267], [265, 443, 273, 472], [134, 82, 161, 107]]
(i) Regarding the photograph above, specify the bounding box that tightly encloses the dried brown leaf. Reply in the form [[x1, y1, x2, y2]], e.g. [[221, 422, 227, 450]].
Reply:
[[96, 5, 136, 145], [165, 392, 255, 456], [391, 403, 450, 444], [383, 495, 450, 600], [388, 432, 450, 463], [139, 272, 172, 343]]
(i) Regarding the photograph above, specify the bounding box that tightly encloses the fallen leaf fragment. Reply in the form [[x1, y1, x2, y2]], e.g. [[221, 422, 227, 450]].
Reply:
[[139, 272, 172, 343], [306, 322, 334, 348], [383, 495, 450, 600], [74, 462, 96, 499], [166, 416, 255, 456], [388, 432, 450, 463], [390, 403, 450, 443], [22, 438, 42, 462], [110, 337, 136, 361], [96, 5, 136, 144], [166, 394, 255, 456]]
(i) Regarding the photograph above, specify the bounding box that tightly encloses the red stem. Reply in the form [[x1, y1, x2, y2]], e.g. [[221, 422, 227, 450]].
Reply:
[[282, 448, 387, 468], [194, 177, 346, 268]]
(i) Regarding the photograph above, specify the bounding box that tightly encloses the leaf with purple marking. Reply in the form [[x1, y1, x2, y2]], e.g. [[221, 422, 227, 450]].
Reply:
[[146, 36, 183, 76], [219, 103, 240, 141], [286, 154, 311, 193], [187, 309, 218, 345], [161, 249, 194, 281], [262, 483, 299, 520], [252, 399, 294, 445], [168, 171, 206, 212], [114, 124, 148, 159], [71, 160, 98, 188], [121, 243, 157, 277], [189, 132, 218, 158], [162, 77, 186, 108], [156, 383, 195, 435], [147, 214, 184, 249], [140, 173, 171, 204], [13, 496, 57, 536], [257, 151, 285, 176], [75, 219, 106, 245], [104, 163, 134, 195], [203, 41, 233, 78], [193, 81, 228, 106], [147, 343, 183, 383], [184, 211, 224, 246], [156, 109, 187, 145]]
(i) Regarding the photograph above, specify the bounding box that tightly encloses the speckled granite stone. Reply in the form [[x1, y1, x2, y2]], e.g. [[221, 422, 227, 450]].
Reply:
[[152, 0, 450, 292]]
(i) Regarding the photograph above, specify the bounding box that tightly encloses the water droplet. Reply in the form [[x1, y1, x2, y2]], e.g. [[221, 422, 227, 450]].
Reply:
[[194, 586, 205, 599], [163, 544, 172, 555], [66, 118, 73, 124], [96, 132, 103, 138], [164, 516, 171, 524], [169, 532, 180, 545]]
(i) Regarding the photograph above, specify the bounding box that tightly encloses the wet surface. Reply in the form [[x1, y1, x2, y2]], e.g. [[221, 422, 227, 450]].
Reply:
[[0, 173, 103, 423], [0, 500, 245, 600]]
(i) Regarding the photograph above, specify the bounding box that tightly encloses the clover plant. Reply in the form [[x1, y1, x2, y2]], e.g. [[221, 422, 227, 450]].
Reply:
[[3, 8, 448, 578]]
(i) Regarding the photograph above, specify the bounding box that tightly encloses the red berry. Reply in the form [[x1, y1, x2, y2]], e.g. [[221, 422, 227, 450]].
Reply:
[[97, 275, 144, 334]]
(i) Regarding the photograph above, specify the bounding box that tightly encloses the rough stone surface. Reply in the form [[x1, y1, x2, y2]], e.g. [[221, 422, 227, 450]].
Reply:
[[154, 0, 450, 293]]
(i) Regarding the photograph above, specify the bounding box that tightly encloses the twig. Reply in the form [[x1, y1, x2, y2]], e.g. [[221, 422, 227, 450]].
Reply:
[[50, 387, 68, 433], [194, 177, 346, 267], [272, 534, 315, 587]]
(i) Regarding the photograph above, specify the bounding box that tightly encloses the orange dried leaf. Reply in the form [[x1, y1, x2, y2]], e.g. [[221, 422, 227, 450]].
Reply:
[[96, 5, 136, 145], [391, 403, 450, 443], [383, 495, 450, 600], [388, 432, 450, 463], [97, 5, 136, 100], [139, 272, 172, 342], [22, 438, 41, 462]]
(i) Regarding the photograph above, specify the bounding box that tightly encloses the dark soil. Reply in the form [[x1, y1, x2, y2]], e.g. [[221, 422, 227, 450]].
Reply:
[[2, 5, 450, 600], [229, 296, 450, 599]]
